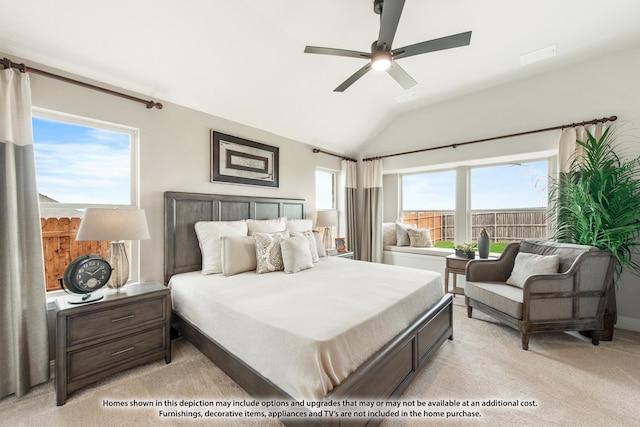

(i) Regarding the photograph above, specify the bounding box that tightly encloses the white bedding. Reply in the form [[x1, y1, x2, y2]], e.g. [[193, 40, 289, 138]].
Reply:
[[169, 256, 443, 401]]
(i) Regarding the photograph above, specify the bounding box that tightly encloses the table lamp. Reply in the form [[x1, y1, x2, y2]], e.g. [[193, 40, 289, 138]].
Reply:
[[316, 210, 338, 251], [76, 208, 150, 291]]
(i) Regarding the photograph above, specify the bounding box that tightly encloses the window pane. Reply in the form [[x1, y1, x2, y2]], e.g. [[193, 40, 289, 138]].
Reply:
[[33, 117, 131, 205], [33, 114, 135, 292], [471, 161, 548, 250], [402, 171, 456, 246], [471, 162, 547, 210], [315, 169, 335, 210]]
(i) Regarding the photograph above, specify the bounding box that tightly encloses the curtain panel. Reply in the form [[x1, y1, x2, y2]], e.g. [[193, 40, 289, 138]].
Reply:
[[0, 69, 49, 398], [557, 123, 608, 173], [341, 159, 359, 259], [360, 159, 383, 263]]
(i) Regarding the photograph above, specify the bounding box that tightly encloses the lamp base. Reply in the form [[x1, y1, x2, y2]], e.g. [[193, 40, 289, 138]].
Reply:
[[322, 228, 333, 251], [106, 241, 129, 291]]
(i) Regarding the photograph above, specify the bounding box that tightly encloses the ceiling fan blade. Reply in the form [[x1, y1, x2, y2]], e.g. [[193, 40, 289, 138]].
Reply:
[[392, 31, 472, 59], [377, 0, 405, 49], [334, 63, 372, 92], [304, 46, 370, 59], [386, 62, 417, 89]]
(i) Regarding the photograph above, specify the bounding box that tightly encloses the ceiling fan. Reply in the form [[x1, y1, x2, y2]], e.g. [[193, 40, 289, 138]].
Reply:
[[304, 0, 472, 92]]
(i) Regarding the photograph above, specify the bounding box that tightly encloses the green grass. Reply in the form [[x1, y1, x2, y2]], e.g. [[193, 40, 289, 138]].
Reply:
[[435, 241, 510, 253]]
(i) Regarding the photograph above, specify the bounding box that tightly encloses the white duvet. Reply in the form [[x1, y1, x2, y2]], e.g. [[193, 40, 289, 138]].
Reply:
[[169, 256, 443, 401]]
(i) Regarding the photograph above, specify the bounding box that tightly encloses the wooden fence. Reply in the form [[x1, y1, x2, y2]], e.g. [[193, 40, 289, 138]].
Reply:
[[41, 217, 109, 292], [403, 209, 547, 243]]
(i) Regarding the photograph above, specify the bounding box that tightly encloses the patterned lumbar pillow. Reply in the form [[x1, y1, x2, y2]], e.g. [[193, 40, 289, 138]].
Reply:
[[253, 232, 287, 274], [407, 228, 433, 248]]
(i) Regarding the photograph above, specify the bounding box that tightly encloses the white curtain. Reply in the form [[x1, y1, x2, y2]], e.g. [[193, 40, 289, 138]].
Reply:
[[360, 159, 383, 262], [557, 122, 608, 173], [341, 159, 359, 259], [0, 68, 49, 398]]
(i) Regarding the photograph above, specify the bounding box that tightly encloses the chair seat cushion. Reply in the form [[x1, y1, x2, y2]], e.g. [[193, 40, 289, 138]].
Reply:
[[465, 281, 523, 319]]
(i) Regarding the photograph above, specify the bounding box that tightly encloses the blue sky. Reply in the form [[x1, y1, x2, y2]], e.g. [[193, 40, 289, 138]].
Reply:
[[33, 117, 131, 205], [403, 161, 548, 211]]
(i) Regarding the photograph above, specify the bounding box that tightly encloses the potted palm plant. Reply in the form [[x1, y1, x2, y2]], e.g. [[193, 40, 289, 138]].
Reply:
[[549, 126, 640, 339]]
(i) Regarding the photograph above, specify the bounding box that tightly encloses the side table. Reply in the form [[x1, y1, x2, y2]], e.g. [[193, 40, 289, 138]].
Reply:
[[444, 254, 472, 296]]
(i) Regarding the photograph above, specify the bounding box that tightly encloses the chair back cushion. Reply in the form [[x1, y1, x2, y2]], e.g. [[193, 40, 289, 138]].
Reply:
[[518, 239, 596, 273]]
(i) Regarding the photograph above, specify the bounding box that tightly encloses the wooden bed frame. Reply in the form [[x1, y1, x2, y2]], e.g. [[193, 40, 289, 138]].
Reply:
[[164, 191, 453, 427]]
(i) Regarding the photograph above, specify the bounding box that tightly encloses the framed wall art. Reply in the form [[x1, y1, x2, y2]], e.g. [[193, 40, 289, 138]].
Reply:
[[211, 131, 279, 188]]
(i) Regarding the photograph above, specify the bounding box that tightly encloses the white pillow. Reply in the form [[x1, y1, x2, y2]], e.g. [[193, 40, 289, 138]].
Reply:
[[246, 217, 287, 235], [220, 235, 256, 276], [253, 232, 287, 274], [312, 230, 327, 257], [383, 223, 397, 246], [286, 219, 313, 233], [194, 220, 248, 274], [281, 236, 314, 274], [506, 252, 560, 288], [395, 223, 416, 246], [291, 230, 319, 262], [407, 228, 433, 248]]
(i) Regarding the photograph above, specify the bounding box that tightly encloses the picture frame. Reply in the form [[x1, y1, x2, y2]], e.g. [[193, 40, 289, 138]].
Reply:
[[211, 131, 279, 188], [335, 237, 346, 253]]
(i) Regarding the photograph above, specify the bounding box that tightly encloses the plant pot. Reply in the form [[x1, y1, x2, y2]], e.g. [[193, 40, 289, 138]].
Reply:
[[455, 249, 475, 259]]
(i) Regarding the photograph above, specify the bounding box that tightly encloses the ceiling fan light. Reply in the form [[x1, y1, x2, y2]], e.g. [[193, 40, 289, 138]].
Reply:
[[371, 52, 391, 71]]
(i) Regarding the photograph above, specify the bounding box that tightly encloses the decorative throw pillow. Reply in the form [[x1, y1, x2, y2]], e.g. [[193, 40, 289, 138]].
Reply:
[[281, 236, 314, 274], [286, 219, 313, 233], [395, 223, 416, 246], [253, 232, 287, 274], [246, 217, 287, 235], [407, 228, 433, 248], [506, 252, 560, 288], [220, 235, 257, 276], [383, 223, 397, 246], [312, 230, 327, 257], [194, 220, 248, 274], [291, 231, 319, 262]]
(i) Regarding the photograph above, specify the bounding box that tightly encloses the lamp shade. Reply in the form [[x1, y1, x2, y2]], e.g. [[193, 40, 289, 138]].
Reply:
[[316, 210, 338, 228], [76, 208, 150, 241]]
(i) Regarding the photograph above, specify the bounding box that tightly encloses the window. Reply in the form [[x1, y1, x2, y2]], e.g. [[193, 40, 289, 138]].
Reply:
[[33, 109, 139, 292], [401, 158, 551, 252], [402, 170, 456, 246], [471, 161, 548, 252], [315, 169, 336, 209]]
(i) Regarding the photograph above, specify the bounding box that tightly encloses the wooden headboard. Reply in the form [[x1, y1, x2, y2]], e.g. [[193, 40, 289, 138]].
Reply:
[[164, 191, 305, 284]]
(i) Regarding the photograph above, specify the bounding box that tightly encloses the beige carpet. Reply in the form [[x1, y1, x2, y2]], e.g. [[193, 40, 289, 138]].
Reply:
[[2, 299, 639, 427]]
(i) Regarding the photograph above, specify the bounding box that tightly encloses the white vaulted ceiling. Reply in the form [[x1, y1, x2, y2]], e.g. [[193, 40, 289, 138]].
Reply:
[[1, 0, 640, 154]]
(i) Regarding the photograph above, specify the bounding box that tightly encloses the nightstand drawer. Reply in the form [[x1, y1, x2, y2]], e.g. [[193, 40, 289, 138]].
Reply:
[[68, 325, 166, 382], [67, 296, 165, 345]]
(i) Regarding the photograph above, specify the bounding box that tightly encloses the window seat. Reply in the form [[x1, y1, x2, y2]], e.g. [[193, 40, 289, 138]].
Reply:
[[382, 245, 451, 279]]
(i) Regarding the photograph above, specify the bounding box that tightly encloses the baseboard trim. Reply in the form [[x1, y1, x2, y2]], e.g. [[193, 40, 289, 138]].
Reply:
[[616, 315, 640, 332]]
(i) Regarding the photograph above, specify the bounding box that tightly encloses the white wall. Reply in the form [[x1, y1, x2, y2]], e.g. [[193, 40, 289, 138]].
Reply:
[[361, 46, 640, 330], [19, 57, 342, 286]]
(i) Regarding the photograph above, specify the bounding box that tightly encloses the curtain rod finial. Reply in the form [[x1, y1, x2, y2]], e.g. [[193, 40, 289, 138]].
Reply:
[[146, 101, 163, 109]]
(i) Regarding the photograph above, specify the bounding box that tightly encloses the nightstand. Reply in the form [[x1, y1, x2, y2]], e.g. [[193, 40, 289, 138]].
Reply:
[[55, 282, 171, 405], [334, 251, 354, 259]]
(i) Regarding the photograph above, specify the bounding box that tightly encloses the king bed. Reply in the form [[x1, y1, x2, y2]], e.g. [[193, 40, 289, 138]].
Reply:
[[164, 191, 453, 426]]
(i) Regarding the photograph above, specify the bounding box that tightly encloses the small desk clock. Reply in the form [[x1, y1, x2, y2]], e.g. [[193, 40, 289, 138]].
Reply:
[[59, 254, 112, 304]]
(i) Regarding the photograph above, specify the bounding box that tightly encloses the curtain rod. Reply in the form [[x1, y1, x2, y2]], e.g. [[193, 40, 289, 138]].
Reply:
[[312, 147, 357, 162], [362, 115, 618, 162], [2, 57, 163, 109]]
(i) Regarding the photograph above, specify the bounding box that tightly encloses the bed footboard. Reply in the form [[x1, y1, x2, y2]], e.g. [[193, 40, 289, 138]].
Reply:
[[172, 294, 453, 427]]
